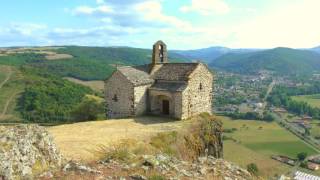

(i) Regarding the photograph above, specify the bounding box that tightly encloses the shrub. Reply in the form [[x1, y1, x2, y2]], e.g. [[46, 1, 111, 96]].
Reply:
[[300, 161, 308, 168], [71, 94, 105, 121], [148, 175, 166, 180], [93, 139, 148, 163], [247, 163, 259, 175], [297, 152, 308, 161], [150, 131, 178, 155]]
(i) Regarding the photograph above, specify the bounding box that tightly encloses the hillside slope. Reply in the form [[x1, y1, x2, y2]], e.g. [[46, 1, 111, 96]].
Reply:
[[173, 47, 258, 63], [0, 46, 189, 80], [210, 47, 320, 75]]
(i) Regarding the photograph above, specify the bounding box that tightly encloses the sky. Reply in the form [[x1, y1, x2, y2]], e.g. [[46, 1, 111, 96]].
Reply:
[[0, 0, 320, 49]]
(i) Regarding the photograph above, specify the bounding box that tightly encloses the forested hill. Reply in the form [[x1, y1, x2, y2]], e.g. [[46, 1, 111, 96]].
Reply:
[[172, 47, 258, 63], [210, 47, 320, 75], [0, 46, 189, 80]]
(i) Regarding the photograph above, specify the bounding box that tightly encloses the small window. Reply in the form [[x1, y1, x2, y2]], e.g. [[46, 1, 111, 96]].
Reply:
[[199, 83, 203, 91], [112, 94, 118, 102]]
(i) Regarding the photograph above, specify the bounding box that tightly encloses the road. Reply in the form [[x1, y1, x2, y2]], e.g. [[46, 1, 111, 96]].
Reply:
[[0, 67, 14, 120], [0, 66, 12, 89], [262, 80, 276, 111]]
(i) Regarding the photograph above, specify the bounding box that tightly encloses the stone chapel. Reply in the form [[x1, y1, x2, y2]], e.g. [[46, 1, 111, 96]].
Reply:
[[105, 40, 213, 119]]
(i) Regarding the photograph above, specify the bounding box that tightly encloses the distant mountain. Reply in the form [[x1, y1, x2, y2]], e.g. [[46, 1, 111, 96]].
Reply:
[[311, 46, 320, 54], [210, 47, 320, 75], [172, 47, 260, 63]]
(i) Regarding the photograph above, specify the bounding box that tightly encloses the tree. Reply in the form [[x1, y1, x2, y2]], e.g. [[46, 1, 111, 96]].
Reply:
[[297, 152, 308, 161], [304, 128, 310, 136], [71, 95, 105, 121], [247, 163, 259, 175], [300, 161, 308, 168]]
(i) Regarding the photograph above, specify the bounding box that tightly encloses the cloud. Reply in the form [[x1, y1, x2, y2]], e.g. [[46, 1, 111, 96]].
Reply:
[[0, 23, 49, 46], [96, 0, 105, 5], [232, 0, 320, 48], [180, 0, 230, 15], [73, 5, 113, 15], [71, 0, 190, 29], [5, 23, 47, 36]]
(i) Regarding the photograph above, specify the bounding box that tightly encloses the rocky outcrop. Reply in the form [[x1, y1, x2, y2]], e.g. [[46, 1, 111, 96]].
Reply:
[[183, 114, 223, 160], [0, 125, 63, 179], [94, 154, 251, 179]]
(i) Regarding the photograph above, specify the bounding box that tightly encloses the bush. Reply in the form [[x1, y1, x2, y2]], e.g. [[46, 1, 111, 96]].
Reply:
[[297, 152, 308, 161], [150, 131, 178, 156], [247, 163, 259, 175], [300, 161, 308, 168], [71, 95, 105, 121], [149, 175, 166, 180], [94, 139, 150, 163]]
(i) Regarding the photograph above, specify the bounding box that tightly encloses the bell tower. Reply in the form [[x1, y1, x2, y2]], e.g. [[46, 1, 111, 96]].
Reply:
[[152, 40, 168, 64]]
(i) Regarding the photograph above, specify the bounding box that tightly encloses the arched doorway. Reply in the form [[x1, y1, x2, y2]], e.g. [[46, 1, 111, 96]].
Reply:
[[162, 99, 170, 115], [150, 94, 172, 116]]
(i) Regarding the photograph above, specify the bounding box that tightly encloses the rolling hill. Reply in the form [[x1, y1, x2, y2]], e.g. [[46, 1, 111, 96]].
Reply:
[[173, 47, 260, 63], [0, 46, 189, 80], [210, 47, 320, 75]]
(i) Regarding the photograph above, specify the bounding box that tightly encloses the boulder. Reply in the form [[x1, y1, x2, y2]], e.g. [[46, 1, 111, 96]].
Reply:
[[0, 125, 63, 179]]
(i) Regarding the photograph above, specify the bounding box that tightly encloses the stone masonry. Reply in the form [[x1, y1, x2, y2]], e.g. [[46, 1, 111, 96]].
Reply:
[[105, 40, 214, 119]]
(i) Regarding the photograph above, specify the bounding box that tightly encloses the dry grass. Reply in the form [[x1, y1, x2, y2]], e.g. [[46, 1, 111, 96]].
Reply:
[[48, 116, 190, 162], [64, 77, 104, 92], [45, 53, 73, 60]]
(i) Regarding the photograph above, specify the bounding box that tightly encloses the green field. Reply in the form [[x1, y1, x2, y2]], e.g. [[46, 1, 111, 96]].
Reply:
[[292, 94, 320, 108], [219, 116, 319, 177]]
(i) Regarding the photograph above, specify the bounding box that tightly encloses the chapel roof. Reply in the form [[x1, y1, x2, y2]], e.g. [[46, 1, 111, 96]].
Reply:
[[152, 63, 199, 81], [115, 62, 201, 87], [117, 66, 154, 86], [149, 82, 187, 92]]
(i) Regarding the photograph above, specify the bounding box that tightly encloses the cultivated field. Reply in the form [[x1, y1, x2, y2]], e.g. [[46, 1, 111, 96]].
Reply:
[[219, 116, 319, 177], [64, 77, 104, 92], [292, 94, 320, 108]]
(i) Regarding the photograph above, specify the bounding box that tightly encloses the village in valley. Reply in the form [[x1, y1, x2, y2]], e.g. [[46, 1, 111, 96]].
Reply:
[[214, 70, 320, 174]]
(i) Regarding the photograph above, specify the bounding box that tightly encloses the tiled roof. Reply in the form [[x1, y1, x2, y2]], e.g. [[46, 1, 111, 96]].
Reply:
[[117, 66, 154, 86], [116, 62, 200, 86], [149, 82, 187, 92], [152, 63, 199, 81]]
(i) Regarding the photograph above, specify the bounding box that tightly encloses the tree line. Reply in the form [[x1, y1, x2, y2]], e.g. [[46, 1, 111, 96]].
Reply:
[[267, 84, 320, 119]]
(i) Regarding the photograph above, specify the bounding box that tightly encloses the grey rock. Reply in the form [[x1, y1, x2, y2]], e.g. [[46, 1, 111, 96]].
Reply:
[[63, 161, 101, 174], [0, 125, 63, 180], [130, 174, 147, 180]]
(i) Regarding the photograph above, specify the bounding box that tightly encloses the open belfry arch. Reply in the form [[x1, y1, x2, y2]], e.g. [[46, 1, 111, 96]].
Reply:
[[105, 40, 214, 119]]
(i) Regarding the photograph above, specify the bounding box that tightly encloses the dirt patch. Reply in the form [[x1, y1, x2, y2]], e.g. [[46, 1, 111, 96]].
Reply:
[[64, 77, 104, 92], [48, 117, 190, 162], [45, 54, 73, 60]]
